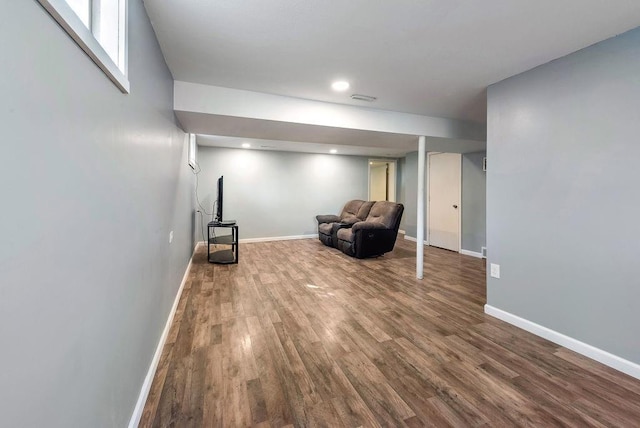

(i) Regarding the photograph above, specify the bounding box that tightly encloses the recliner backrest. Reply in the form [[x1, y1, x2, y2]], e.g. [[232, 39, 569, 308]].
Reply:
[[356, 201, 375, 221], [340, 200, 373, 223], [365, 201, 404, 230]]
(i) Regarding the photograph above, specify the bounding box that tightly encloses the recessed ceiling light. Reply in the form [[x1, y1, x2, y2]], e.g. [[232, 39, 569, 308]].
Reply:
[[242, 142, 251, 148], [331, 81, 350, 91], [330, 149, 337, 154]]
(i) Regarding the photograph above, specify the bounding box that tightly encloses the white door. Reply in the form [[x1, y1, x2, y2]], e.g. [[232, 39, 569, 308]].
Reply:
[[428, 153, 461, 251]]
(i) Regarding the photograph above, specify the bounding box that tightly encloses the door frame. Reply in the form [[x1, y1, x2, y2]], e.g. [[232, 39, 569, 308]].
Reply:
[[368, 158, 397, 202], [426, 152, 462, 251]]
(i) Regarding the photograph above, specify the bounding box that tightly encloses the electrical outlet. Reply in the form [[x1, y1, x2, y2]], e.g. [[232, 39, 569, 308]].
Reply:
[[490, 263, 500, 279], [169, 230, 174, 244]]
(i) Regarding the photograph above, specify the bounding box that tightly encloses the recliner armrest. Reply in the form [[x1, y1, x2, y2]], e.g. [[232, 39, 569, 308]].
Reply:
[[331, 222, 353, 234], [316, 214, 341, 224], [340, 217, 360, 225], [351, 221, 389, 232]]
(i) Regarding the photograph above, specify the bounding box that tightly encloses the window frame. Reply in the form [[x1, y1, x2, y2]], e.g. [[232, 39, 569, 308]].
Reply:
[[37, 0, 129, 93]]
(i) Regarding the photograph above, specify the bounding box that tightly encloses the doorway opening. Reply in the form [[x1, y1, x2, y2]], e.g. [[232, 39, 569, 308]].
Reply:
[[368, 159, 397, 202]]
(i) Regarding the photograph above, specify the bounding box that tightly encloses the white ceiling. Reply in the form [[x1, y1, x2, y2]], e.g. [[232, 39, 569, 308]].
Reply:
[[145, 0, 640, 124]]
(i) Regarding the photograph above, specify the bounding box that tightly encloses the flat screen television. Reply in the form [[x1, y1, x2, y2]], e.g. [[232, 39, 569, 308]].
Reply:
[[215, 175, 223, 222]]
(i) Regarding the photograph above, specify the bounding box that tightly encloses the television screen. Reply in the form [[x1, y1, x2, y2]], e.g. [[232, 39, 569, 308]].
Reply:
[[216, 176, 223, 221]]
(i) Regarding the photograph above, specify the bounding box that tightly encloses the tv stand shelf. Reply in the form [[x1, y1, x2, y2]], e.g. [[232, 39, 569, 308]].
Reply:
[[207, 222, 238, 264]]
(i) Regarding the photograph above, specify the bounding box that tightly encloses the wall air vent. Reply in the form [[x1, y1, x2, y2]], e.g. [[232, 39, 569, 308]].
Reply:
[[350, 94, 377, 102]]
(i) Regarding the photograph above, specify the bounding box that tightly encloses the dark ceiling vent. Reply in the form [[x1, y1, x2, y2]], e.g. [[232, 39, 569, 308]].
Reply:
[[350, 94, 377, 102]]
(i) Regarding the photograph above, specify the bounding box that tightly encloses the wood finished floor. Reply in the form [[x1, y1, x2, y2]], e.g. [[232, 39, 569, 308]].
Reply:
[[140, 237, 640, 427]]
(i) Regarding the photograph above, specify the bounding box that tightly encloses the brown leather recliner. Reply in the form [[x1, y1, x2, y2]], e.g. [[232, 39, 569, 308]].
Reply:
[[316, 200, 374, 248], [335, 201, 404, 258]]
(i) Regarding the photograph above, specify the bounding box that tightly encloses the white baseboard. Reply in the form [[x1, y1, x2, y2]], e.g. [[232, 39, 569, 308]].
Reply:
[[484, 305, 640, 380], [404, 238, 485, 259], [198, 234, 318, 246], [128, 245, 197, 428], [460, 249, 484, 259], [240, 234, 317, 243], [403, 235, 428, 245]]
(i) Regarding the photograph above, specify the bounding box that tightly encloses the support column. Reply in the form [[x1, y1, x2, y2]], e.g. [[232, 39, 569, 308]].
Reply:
[[417, 136, 426, 279]]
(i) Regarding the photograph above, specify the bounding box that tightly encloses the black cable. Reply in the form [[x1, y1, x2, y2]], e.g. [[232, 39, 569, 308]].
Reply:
[[191, 161, 219, 248], [193, 165, 213, 217]]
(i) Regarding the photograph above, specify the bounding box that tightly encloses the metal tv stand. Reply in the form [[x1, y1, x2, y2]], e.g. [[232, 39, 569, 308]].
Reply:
[[207, 221, 238, 264]]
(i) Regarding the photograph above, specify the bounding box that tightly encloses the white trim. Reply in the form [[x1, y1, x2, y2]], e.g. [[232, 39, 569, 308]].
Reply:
[[484, 305, 640, 380], [388, 161, 397, 203], [197, 234, 318, 247], [239, 234, 317, 244], [425, 151, 431, 246], [128, 244, 198, 428], [459, 249, 483, 258], [367, 161, 371, 200], [119, 0, 129, 78], [458, 154, 462, 252], [37, 0, 130, 93], [188, 134, 197, 169], [403, 234, 428, 245], [417, 137, 426, 279]]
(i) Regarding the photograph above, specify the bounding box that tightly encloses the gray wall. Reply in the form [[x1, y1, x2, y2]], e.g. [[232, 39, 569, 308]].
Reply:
[[396, 156, 406, 217], [400, 151, 487, 253], [195, 147, 369, 240], [398, 152, 419, 237], [487, 27, 640, 364], [0, 1, 193, 427], [462, 152, 486, 253]]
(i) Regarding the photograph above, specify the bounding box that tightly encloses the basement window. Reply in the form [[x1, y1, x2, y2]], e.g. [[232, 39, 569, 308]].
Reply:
[[37, 0, 129, 93]]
